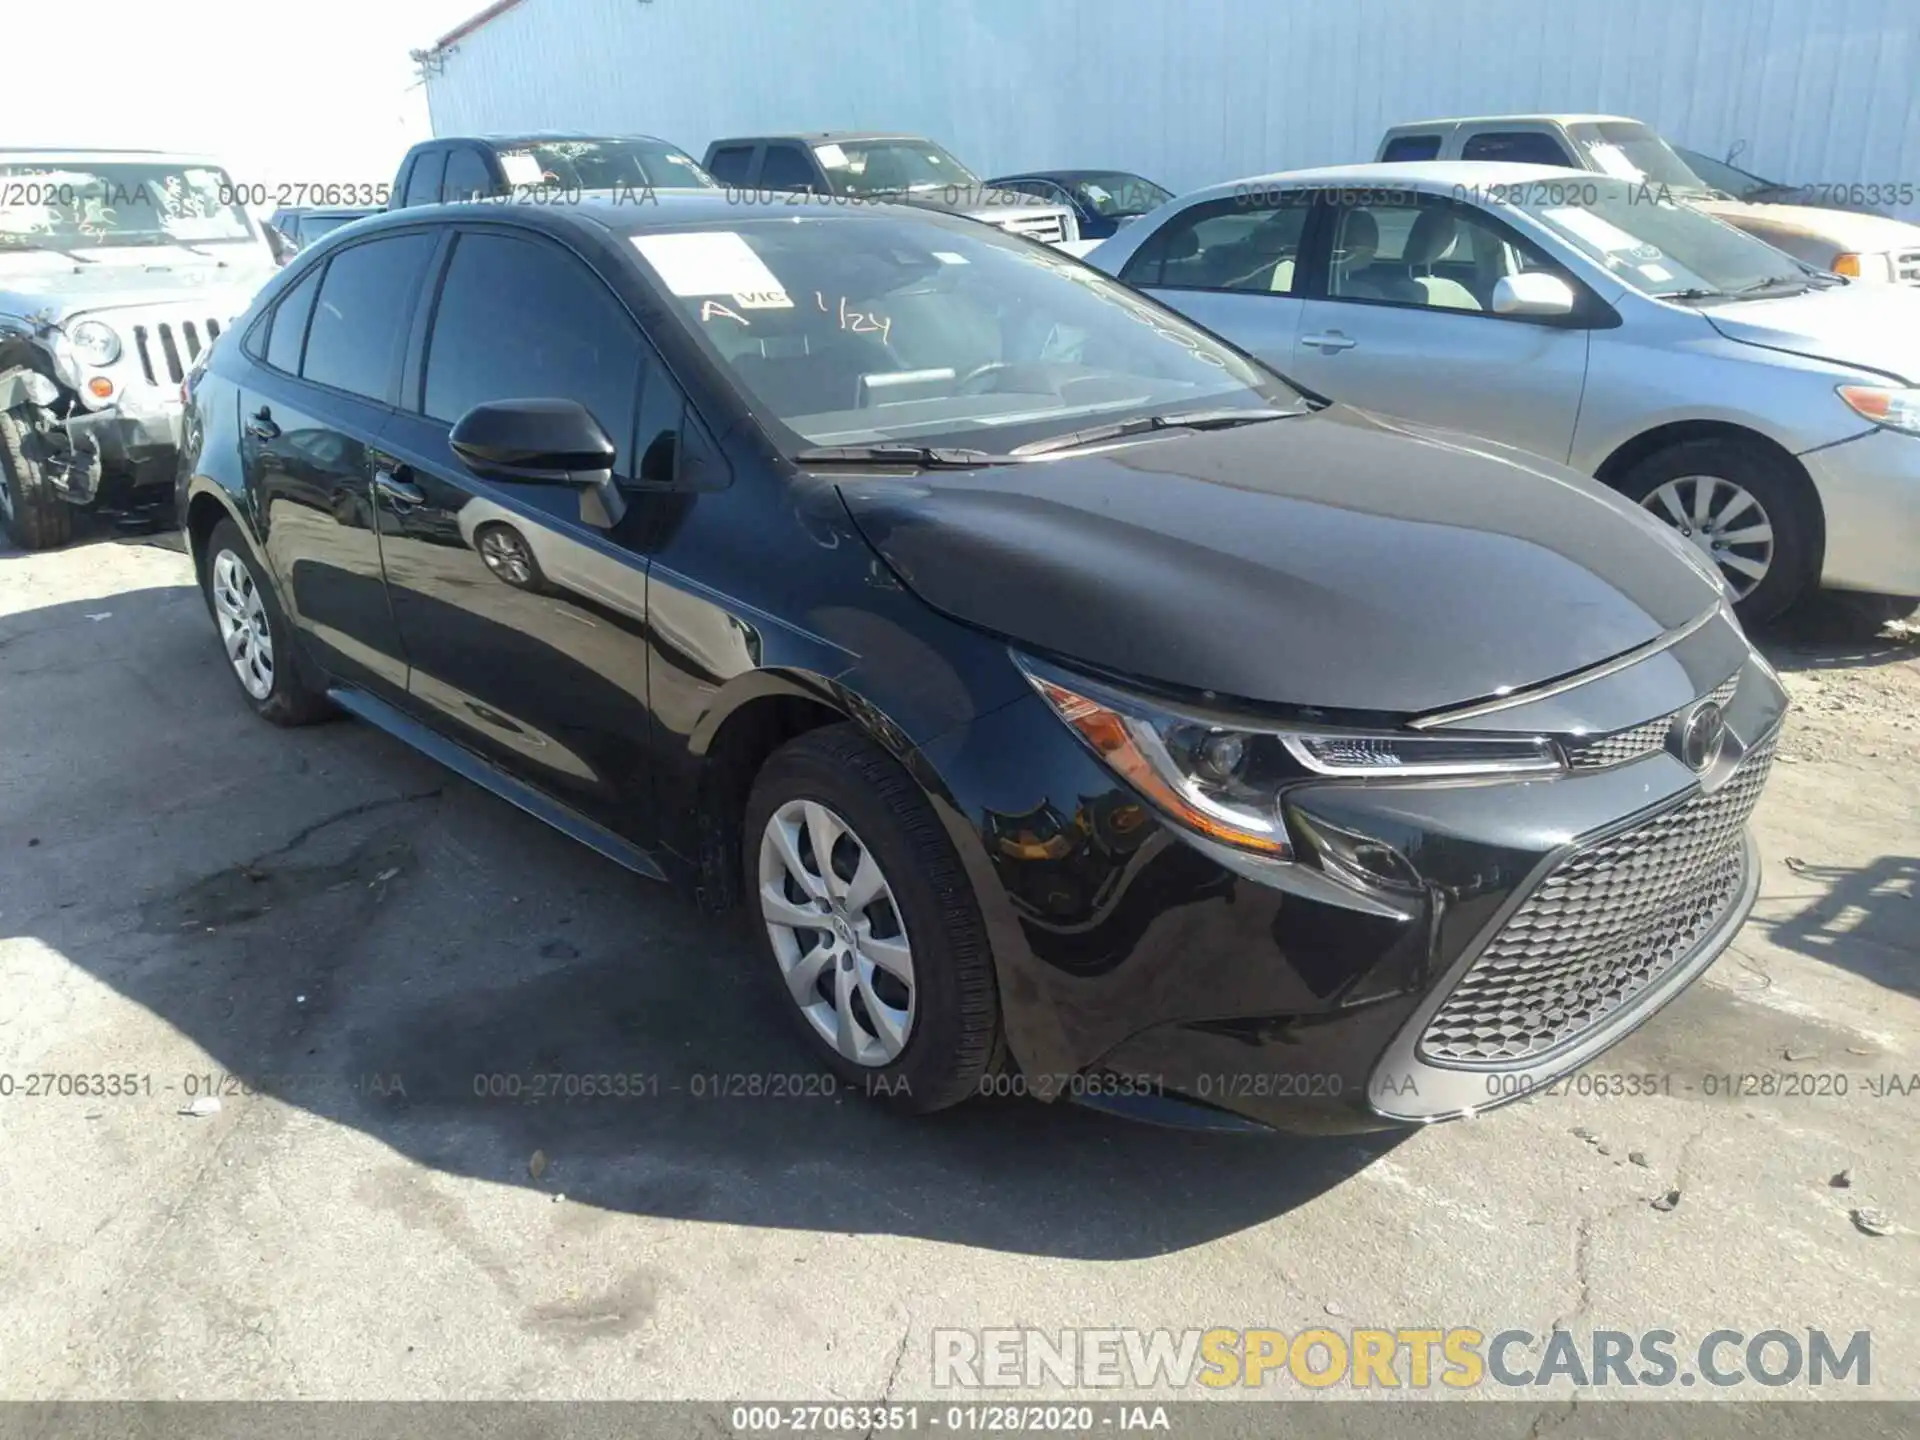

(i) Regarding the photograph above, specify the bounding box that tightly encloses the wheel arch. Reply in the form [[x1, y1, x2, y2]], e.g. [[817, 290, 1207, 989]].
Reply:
[[1592, 418, 1826, 573], [687, 670, 938, 913], [184, 483, 249, 581]]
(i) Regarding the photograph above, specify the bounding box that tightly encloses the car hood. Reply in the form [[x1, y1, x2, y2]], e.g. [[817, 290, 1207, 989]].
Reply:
[[1693, 196, 1920, 252], [1703, 282, 1920, 384], [0, 253, 275, 325], [832, 406, 1721, 716]]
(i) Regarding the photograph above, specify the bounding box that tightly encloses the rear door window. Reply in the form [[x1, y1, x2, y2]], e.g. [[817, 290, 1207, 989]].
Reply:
[[301, 232, 437, 402], [264, 266, 322, 374], [441, 148, 494, 201], [1460, 131, 1575, 166], [758, 145, 821, 192], [402, 150, 446, 207], [1381, 134, 1443, 163], [705, 145, 756, 185]]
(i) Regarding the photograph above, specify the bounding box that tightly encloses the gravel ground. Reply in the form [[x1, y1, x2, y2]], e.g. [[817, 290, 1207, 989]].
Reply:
[[0, 519, 1915, 1411]]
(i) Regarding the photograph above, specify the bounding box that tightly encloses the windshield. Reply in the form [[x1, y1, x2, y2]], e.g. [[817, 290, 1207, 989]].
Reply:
[[1565, 122, 1712, 193], [0, 160, 256, 249], [628, 213, 1297, 451], [1673, 147, 1772, 199], [498, 139, 716, 190], [813, 140, 980, 197], [1073, 173, 1173, 218], [1517, 180, 1816, 297]]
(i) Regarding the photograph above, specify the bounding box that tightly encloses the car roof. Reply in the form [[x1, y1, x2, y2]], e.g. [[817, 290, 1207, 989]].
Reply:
[[1174, 160, 1590, 203], [1388, 114, 1641, 131], [990, 169, 1152, 183], [709, 132, 932, 145], [341, 189, 975, 242], [431, 132, 683, 147]]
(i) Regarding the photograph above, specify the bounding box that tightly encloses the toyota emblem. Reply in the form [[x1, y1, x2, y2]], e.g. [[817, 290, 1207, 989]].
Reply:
[[1672, 700, 1728, 773]]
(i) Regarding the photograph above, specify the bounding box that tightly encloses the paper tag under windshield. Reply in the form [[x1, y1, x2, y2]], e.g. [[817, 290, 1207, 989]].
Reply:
[[630, 231, 792, 308]]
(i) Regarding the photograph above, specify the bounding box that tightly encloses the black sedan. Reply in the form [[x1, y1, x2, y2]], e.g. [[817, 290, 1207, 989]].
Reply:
[[986, 169, 1173, 238], [178, 193, 1785, 1132]]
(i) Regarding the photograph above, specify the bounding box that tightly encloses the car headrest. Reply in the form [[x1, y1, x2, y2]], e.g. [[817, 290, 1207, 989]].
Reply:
[[1335, 208, 1379, 265], [1404, 207, 1460, 266]]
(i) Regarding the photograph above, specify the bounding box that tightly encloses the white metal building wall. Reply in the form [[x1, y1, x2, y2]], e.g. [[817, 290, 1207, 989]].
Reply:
[[423, 0, 1920, 217]]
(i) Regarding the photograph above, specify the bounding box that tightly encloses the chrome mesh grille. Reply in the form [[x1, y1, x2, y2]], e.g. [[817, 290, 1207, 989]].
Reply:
[[996, 214, 1067, 245], [1419, 732, 1775, 1066], [1564, 673, 1739, 770]]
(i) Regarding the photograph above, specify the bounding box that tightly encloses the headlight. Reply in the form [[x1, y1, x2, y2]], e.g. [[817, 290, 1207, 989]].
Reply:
[[1838, 385, 1920, 436], [68, 319, 122, 367], [1018, 656, 1563, 860]]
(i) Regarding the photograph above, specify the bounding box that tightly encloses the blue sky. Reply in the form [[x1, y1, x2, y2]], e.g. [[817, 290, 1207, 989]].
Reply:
[[6, 0, 481, 194]]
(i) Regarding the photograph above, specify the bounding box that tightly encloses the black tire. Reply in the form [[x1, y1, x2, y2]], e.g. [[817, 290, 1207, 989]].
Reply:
[[0, 398, 75, 551], [742, 724, 1000, 1113], [1614, 438, 1819, 624], [200, 518, 334, 726]]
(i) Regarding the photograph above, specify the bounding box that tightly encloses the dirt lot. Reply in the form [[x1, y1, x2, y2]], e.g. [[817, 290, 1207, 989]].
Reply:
[[1, 519, 1915, 1409]]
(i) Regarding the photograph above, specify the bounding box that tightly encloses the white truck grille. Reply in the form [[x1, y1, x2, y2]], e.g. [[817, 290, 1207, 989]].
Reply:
[[1896, 249, 1920, 285], [996, 214, 1068, 246]]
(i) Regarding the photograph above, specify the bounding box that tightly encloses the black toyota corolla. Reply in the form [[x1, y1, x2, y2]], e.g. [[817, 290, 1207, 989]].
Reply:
[[177, 194, 1786, 1132]]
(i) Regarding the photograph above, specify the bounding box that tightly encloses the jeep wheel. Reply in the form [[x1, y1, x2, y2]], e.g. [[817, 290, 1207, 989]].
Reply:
[[0, 396, 74, 551]]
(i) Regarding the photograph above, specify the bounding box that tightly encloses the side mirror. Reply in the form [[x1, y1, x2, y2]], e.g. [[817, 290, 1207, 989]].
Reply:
[[1492, 272, 1578, 318], [450, 399, 616, 485], [450, 399, 626, 529]]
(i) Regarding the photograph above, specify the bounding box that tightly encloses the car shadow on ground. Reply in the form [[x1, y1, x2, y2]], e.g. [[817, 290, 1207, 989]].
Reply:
[[1748, 590, 1919, 674], [1752, 855, 1920, 994], [3, 582, 1399, 1262]]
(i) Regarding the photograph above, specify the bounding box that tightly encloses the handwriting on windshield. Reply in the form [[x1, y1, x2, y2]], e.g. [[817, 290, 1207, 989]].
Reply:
[[698, 292, 894, 344]]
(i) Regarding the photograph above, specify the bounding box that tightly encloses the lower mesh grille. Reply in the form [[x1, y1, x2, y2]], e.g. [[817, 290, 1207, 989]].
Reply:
[[1419, 733, 1775, 1066]]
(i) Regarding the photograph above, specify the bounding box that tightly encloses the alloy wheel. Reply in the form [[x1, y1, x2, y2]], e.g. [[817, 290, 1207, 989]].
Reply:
[[1641, 475, 1775, 601], [210, 548, 275, 700], [478, 525, 534, 586], [757, 798, 916, 1066]]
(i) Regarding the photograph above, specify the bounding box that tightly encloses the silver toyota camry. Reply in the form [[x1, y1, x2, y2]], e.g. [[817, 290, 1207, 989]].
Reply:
[[1088, 160, 1920, 622]]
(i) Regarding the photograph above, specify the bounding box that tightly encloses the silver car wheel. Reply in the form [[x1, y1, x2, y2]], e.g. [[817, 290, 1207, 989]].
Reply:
[[757, 798, 915, 1067], [211, 548, 275, 700], [478, 525, 534, 585], [1642, 475, 1775, 601]]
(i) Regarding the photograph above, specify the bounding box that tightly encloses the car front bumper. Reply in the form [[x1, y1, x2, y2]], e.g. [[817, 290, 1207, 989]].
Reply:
[[918, 621, 1787, 1134], [1803, 427, 1920, 598], [53, 397, 186, 503]]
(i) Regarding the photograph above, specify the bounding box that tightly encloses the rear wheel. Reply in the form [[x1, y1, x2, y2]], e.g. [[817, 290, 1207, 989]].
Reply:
[[201, 518, 333, 726], [743, 724, 999, 1112], [1615, 438, 1818, 624], [0, 396, 74, 551]]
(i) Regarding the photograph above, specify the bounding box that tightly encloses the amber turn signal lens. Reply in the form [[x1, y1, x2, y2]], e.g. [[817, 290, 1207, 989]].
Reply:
[[1832, 253, 1863, 277], [87, 377, 115, 399]]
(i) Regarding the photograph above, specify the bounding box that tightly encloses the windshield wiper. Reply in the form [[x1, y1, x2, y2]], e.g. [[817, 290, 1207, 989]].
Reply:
[[1652, 286, 1729, 302], [1735, 274, 1810, 295], [793, 443, 1009, 467], [1010, 407, 1295, 457]]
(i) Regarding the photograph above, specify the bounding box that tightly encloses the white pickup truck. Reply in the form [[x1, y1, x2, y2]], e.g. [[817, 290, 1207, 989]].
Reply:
[[1378, 115, 1920, 286]]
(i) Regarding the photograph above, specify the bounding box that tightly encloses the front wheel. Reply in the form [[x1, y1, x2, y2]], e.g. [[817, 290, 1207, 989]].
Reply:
[[743, 725, 1000, 1112], [200, 518, 333, 726], [1615, 438, 1819, 624], [0, 399, 74, 551]]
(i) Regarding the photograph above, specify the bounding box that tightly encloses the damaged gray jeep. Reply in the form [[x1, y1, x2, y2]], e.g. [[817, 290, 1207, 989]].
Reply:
[[1, 150, 277, 549]]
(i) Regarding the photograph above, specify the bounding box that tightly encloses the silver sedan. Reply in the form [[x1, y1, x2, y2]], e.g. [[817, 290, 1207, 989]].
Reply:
[[1087, 160, 1920, 621]]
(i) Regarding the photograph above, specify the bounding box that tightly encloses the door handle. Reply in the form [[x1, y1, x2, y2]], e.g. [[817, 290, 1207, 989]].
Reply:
[[1301, 331, 1358, 352], [244, 407, 280, 441], [373, 467, 426, 508]]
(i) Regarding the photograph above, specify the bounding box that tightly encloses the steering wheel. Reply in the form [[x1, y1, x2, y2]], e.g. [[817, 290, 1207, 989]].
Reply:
[[957, 360, 1017, 394]]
